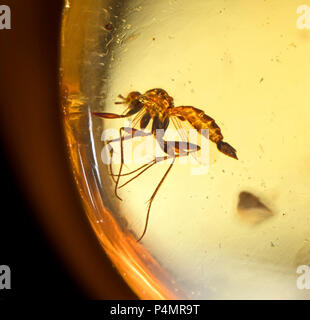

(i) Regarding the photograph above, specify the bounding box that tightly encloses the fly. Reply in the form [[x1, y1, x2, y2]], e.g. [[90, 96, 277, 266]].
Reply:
[[93, 88, 238, 241]]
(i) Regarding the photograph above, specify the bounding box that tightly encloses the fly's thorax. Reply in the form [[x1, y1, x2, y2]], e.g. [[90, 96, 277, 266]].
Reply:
[[147, 102, 169, 119], [145, 88, 174, 103], [143, 89, 174, 112]]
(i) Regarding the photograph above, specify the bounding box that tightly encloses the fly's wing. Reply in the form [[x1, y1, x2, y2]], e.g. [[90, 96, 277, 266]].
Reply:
[[131, 108, 148, 130], [170, 115, 206, 165]]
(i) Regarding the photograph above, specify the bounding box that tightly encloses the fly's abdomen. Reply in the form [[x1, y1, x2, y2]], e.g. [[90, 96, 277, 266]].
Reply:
[[171, 106, 223, 143]]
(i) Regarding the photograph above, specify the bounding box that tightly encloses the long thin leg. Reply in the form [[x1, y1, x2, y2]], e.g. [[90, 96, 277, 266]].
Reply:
[[117, 138, 199, 188], [105, 130, 133, 184], [112, 160, 155, 178], [118, 156, 168, 189], [137, 159, 175, 242], [114, 127, 125, 200], [113, 127, 155, 200], [103, 127, 152, 186], [118, 147, 196, 189], [136, 138, 200, 242], [92, 101, 142, 119], [108, 148, 117, 184], [105, 127, 152, 145]]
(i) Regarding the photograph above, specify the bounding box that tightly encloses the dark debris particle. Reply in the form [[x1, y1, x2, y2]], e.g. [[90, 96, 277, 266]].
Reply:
[[104, 22, 113, 31], [238, 191, 271, 212]]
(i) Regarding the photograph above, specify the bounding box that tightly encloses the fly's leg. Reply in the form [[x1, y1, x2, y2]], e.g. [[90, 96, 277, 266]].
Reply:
[[103, 128, 148, 183], [104, 127, 152, 146], [92, 108, 140, 120], [137, 159, 175, 242], [92, 92, 142, 120], [136, 138, 201, 242], [118, 156, 169, 189], [108, 147, 117, 184], [117, 138, 199, 188], [114, 138, 199, 188], [102, 127, 152, 200]]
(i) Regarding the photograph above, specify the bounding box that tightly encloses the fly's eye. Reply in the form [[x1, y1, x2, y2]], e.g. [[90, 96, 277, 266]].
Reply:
[[128, 91, 141, 101]]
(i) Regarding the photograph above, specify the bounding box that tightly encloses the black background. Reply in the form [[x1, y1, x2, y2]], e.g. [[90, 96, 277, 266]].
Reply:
[[0, 150, 83, 300], [0, 1, 83, 299], [0, 0, 136, 301]]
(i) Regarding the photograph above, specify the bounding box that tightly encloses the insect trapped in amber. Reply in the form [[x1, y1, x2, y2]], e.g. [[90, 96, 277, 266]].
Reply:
[[62, 0, 310, 300], [93, 88, 237, 241]]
